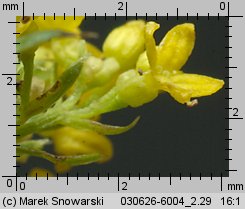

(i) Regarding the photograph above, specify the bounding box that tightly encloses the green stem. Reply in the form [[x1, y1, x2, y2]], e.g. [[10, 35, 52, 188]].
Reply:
[[17, 85, 127, 138], [17, 109, 139, 138], [16, 109, 61, 140]]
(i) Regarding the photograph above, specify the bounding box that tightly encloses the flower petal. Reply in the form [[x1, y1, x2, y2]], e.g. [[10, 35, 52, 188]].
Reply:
[[156, 23, 195, 72], [160, 73, 224, 104], [145, 21, 160, 69], [136, 51, 151, 72]]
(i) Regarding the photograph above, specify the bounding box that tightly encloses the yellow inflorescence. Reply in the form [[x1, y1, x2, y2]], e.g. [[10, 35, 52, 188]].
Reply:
[[17, 18, 224, 172]]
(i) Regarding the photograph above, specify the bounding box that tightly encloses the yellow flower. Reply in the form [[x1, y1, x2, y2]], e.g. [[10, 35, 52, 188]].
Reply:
[[16, 16, 84, 37], [136, 22, 224, 105]]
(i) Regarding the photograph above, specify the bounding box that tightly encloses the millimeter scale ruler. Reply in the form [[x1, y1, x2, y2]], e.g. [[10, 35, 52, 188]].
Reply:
[[0, 0, 244, 208]]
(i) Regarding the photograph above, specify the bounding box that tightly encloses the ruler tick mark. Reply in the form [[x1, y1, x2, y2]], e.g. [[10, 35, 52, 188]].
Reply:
[[170, 173, 172, 185], [66, 173, 69, 185]]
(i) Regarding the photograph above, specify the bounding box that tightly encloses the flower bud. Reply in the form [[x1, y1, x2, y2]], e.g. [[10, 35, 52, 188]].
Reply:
[[51, 38, 86, 71], [116, 69, 158, 107], [50, 127, 113, 163], [103, 20, 145, 70], [94, 57, 120, 85], [81, 57, 120, 87], [81, 56, 103, 83]]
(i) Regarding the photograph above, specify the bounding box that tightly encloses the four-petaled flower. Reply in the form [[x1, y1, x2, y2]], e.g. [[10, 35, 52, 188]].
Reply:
[[136, 22, 224, 106]]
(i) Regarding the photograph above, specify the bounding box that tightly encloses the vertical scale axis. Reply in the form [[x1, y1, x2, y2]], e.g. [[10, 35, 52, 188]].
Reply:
[[227, 1, 230, 178], [15, 0, 25, 179], [13, 9, 18, 169], [224, 2, 239, 175], [1, 1, 26, 191]]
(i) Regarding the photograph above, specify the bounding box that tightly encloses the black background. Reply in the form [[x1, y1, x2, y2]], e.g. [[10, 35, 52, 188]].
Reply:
[[18, 16, 229, 177]]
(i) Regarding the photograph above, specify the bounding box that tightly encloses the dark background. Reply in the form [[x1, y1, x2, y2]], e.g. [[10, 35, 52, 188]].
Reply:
[[18, 16, 229, 177]]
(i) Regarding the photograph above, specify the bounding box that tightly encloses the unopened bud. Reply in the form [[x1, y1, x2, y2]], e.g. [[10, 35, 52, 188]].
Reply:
[[103, 20, 145, 70], [81, 57, 120, 87]]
